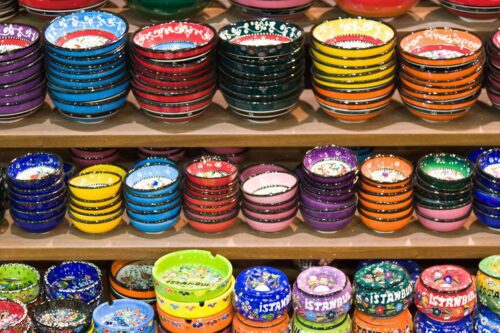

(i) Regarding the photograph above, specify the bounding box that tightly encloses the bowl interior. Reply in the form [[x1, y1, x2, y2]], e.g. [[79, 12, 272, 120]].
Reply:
[[0, 263, 39, 291], [0, 23, 39, 52], [33, 300, 90, 330], [125, 164, 179, 192], [477, 149, 500, 179], [46, 262, 101, 291], [7, 153, 61, 182], [303, 146, 358, 178], [242, 171, 297, 197], [93, 299, 153, 331], [420, 265, 472, 293], [361, 155, 413, 184], [69, 172, 121, 189], [0, 300, 26, 327], [239, 266, 288, 295], [418, 154, 473, 182], [185, 157, 238, 180], [296, 266, 346, 296]]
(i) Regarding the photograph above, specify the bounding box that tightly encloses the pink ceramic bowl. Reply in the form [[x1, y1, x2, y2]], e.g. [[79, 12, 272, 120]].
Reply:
[[232, 0, 313, 9], [242, 171, 298, 205], [72, 152, 119, 167], [205, 147, 247, 155], [70, 148, 117, 159], [243, 195, 298, 212], [243, 204, 297, 221], [416, 211, 469, 232], [416, 202, 473, 220], [243, 208, 297, 233], [240, 163, 289, 183]]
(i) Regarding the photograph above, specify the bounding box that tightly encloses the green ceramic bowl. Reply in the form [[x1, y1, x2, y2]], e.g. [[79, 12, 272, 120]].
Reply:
[[0, 263, 40, 304], [128, 0, 211, 19], [152, 250, 233, 302], [417, 153, 474, 190], [414, 192, 472, 209], [477, 255, 500, 314], [293, 314, 351, 332]]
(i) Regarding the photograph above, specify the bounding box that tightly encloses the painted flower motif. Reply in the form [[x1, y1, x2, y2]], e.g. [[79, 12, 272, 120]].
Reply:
[[305, 311, 316, 321], [395, 303, 404, 312], [376, 306, 385, 316], [327, 311, 336, 320], [432, 308, 442, 317]]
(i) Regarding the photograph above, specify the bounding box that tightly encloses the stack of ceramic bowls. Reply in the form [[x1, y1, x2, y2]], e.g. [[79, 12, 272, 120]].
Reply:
[[128, 0, 210, 19], [476, 255, 499, 316], [44, 261, 103, 310], [0, 0, 19, 21], [415, 153, 474, 232], [67, 171, 124, 234], [19, 0, 105, 18], [44, 11, 129, 123], [218, 19, 305, 122], [487, 30, 500, 109], [398, 27, 484, 122], [7, 152, 67, 233], [154, 250, 234, 333], [358, 155, 415, 233], [0, 263, 40, 305], [130, 21, 217, 123], [0, 171, 6, 222], [230, 0, 316, 18], [0, 23, 45, 122], [0, 299, 31, 331], [474, 149, 500, 230], [415, 265, 476, 323], [298, 146, 358, 233], [292, 266, 352, 332], [353, 262, 413, 332], [31, 300, 92, 332], [204, 147, 249, 164], [351, 147, 375, 164], [70, 148, 119, 167], [241, 165, 298, 233], [440, 0, 500, 21], [138, 147, 186, 161], [93, 299, 155, 333], [311, 18, 397, 123], [234, 266, 291, 329], [124, 158, 182, 234], [335, 0, 420, 17], [109, 260, 156, 306], [183, 156, 240, 233]]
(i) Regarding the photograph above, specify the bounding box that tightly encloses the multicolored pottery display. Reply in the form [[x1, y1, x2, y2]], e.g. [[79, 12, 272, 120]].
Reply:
[[93, 299, 155, 333], [293, 314, 351, 333], [0, 299, 31, 332], [415, 265, 476, 322], [474, 149, 500, 230], [336, 0, 420, 17], [233, 312, 289, 333], [439, 0, 500, 21], [292, 266, 352, 323], [0, 263, 40, 304], [352, 309, 412, 333], [475, 305, 500, 333], [398, 28, 484, 122], [487, 30, 500, 109], [31, 300, 92, 333], [476, 255, 500, 314], [311, 18, 397, 123], [234, 266, 291, 322], [0, 23, 44, 122], [218, 19, 305, 122], [415, 311, 472, 333]]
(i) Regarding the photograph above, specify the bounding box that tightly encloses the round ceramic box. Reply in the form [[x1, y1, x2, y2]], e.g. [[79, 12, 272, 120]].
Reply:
[[476, 255, 500, 314]]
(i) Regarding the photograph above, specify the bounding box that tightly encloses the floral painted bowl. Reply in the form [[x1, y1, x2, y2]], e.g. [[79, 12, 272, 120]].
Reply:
[[475, 305, 499, 332], [43, 11, 128, 58], [294, 314, 351, 332], [353, 309, 412, 333], [7, 152, 63, 189], [0, 299, 30, 332], [477, 148, 500, 182], [185, 157, 238, 188], [360, 155, 414, 187], [125, 163, 179, 197], [242, 171, 298, 205], [234, 266, 291, 322], [32, 300, 91, 333], [292, 266, 352, 323], [109, 261, 155, 300], [476, 255, 500, 314], [218, 19, 304, 58], [0, 23, 40, 62], [0, 263, 40, 304], [153, 250, 233, 303], [302, 146, 358, 184], [93, 299, 154, 333], [417, 153, 474, 190]]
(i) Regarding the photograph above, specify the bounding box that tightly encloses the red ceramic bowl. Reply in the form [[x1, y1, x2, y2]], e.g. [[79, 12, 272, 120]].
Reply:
[[336, 0, 420, 17], [183, 189, 239, 207], [20, 0, 103, 10], [185, 185, 239, 200], [184, 199, 239, 214], [131, 53, 214, 75], [185, 156, 239, 187], [441, 3, 500, 20], [186, 178, 239, 194], [136, 94, 214, 114], [131, 22, 216, 61], [186, 209, 239, 233], [133, 83, 216, 104], [133, 68, 215, 90]]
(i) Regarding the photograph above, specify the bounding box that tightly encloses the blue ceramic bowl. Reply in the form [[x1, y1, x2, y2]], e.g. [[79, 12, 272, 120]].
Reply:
[[126, 194, 181, 213], [474, 207, 500, 230], [123, 187, 179, 205], [10, 190, 66, 212], [8, 183, 66, 203], [468, 148, 489, 163], [127, 205, 181, 223], [7, 153, 63, 189], [475, 305, 499, 333], [234, 266, 291, 322], [48, 78, 129, 103], [51, 90, 128, 115], [58, 108, 122, 124], [13, 210, 65, 233], [43, 11, 128, 58], [415, 311, 472, 333], [63, 162, 76, 182], [46, 44, 126, 66], [476, 172, 500, 192], [131, 157, 176, 169], [129, 215, 180, 233], [10, 200, 67, 221], [125, 163, 180, 197], [474, 202, 500, 217], [8, 174, 65, 196], [477, 149, 500, 181], [46, 58, 127, 80], [44, 261, 102, 304], [474, 187, 500, 207], [93, 299, 154, 333], [47, 70, 128, 90]]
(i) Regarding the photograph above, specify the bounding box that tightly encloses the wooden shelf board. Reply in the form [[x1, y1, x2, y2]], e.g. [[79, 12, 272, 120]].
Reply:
[[1, 211, 498, 261]]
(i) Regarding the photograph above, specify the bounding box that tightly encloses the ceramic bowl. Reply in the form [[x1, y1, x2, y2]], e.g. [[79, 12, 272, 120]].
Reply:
[[353, 309, 412, 333], [68, 172, 122, 201], [93, 299, 154, 333], [109, 260, 155, 300], [474, 187, 500, 207], [242, 206, 297, 233], [241, 171, 298, 205], [10, 200, 67, 222], [0, 263, 40, 304], [13, 210, 66, 233], [185, 156, 238, 188], [476, 148, 500, 181], [185, 209, 239, 233], [10, 189, 66, 212], [0, 23, 40, 62], [125, 163, 179, 197], [0, 299, 30, 332], [416, 200, 472, 219], [416, 210, 470, 232], [301, 212, 354, 233], [69, 209, 121, 233], [301, 201, 357, 221], [32, 300, 92, 332], [441, 0, 500, 21], [129, 215, 180, 234], [360, 155, 414, 187], [474, 305, 499, 333], [476, 255, 500, 314], [128, 0, 210, 19], [302, 146, 358, 183], [358, 202, 414, 221], [474, 206, 500, 230], [7, 152, 63, 189], [335, 0, 420, 17], [153, 249, 233, 303], [417, 153, 474, 190], [359, 209, 413, 233]]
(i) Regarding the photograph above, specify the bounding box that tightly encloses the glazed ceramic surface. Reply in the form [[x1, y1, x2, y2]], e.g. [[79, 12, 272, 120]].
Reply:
[[415, 311, 472, 333], [474, 305, 500, 333], [293, 314, 351, 333], [0, 299, 29, 333], [303, 146, 358, 183], [352, 309, 412, 333], [93, 299, 154, 333], [335, 0, 420, 18], [477, 255, 500, 314], [32, 300, 91, 333], [0, 263, 40, 304], [7, 153, 63, 189], [0, 23, 40, 62]]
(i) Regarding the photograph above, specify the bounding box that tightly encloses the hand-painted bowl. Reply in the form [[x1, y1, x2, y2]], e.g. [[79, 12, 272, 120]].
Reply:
[[129, 215, 179, 234], [311, 18, 396, 59], [127, 0, 210, 20], [358, 203, 414, 221], [294, 314, 351, 332], [239, 164, 289, 184], [474, 187, 500, 208], [127, 204, 182, 224], [302, 146, 358, 184], [10, 200, 67, 222], [44, 262, 102, 304], [416, 200, 472, 220], [353, 309, 412, 333], [185, 157, 238, 187], [300, 184, 356, 204], [301, 202, 357, 221], [359, 210, 413, 233], [186, 210, 239, 234], [292, 266, 352, 323], [242, 207, 297, 233], [43, 11, 128, 58], [153, 250, 233, 303], [354, 262, 412, 317], [0, 23, 40, 62], [126, 194, 180, 214], [474, 305, 499, 333], [241, 171, 298, 205], [416, 210, 470, 232], [417, 153, 474, 190], [335, 0, 420, 17], [32, 300, 92, 333], [218, 19, 304, 58], [359, 187, 413, 204], [233, 312, 289, 333], [125, 162, 179, 197], [415, 308, 472, 333], [360, 155, 414, 187], [301, 211, 354, 233], [69, 209, 123, 234], [93, 299, 154, 333], [476, 171, 500, 192], [7, 153, 63, 189], [476, 255, 500, 314], [0, 299, 30, 332], [10, 189, 66, 213], [13, 210, 66, 233], [234, 266, 291, 322], [109, 260, 155, 300], [476, 148, 500, 181], [0, 263, 40, 304], [415, 265, 476, 322], [68, 172, 122, 201]]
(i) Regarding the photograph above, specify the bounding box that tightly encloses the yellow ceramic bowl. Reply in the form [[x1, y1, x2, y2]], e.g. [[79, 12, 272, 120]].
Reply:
[[70, 192, 122, 209], [314, 64, 396, 82], [157, 277, 234, 319], [69, 210, 123, 234], [80, 164, 127, 179], [311, 18, 396, 58], [68, 172, 122, 201], [69, 204, 123, 219], [313, 73, 396, 89], [311, 47, 395, 69], [87, 322, 94, 333]]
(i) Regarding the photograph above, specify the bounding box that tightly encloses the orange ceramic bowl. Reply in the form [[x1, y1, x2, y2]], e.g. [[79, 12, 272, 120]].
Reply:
[[406, 107, 469, 122], [359, 210, 413, 232], [360, 181, 412, 194], [323, 109, 384, 122], [313, 81, 395, 102], [402, 66, 483, 88], [359, 187, 414, 203], [400, 90, 479, 111], [400, 82, 482, 102], [399, 73, 481, 94], [109, 261, 156, 299], [398, 28, 483, 67], [233, 313, 289, 333], [358, 202, 414, 220], [158, 303, 234, 333], [358, 196, 413, 211], [360, 154, 414, 187], [315, 91, 393, 111], [353, 309, 412, 333], [400, 59, 483, 82], [336, 0, 420, 18]]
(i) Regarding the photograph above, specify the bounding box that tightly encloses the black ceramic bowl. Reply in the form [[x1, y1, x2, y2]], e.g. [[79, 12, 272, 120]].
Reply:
[[217, 49, 304, 75], [32, 300, 91, 332], [221, 82, 304, 102], [219, 59, 304, 82], [218, 65, 305, 87]]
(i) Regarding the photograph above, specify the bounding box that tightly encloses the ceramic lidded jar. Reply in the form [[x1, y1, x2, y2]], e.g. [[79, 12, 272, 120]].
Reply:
[[415, 265, 476, 322], [234, 266, 291, 322], [352, 309, 412, 333], [475, 304, 500, 333], [415, 311, 472, 333], [293, 314, 351, 333], [354, 262, 412, 318], [292, 266, 352, 323], [476, 255, 500, 314]]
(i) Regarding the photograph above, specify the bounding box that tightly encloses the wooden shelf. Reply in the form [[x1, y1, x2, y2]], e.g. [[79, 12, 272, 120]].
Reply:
[[1, 211, 498, 261]]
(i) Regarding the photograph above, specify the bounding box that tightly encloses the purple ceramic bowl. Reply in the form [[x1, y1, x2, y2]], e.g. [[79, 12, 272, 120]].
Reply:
[[0, 56, 43, 85], [488, 75, 500, 91], [0, 92, 44, 115], [3, 80, 45, 104], [240, 163, 289, 183], [302, 146, 358, 184], [0, 45, 41, 73], [487, 87, 500, 106], [301, 212, 354, 232], [300, 183, 356, 202], [302, 174, 358, 192], [301, 202, 357, 220], [301, 194, 356, 211], [292, 266, 352, 322], [0, 23, 40, 62], [205, 147, 247, 155], [0, 72, 44, 96]]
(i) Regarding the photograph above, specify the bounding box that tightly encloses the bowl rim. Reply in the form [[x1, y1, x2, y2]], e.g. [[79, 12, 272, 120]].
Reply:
[[358, 208, 414, 222], [184, 196, 240, 210], [44, 261, 102, 293], [48, 75, 129, 95], [473, 200, 500, 212], [68, 208, 123, 224], [243, 193, 298, 208], [0, 22, 40, 57], [476, 148, 500, 176], [7, 152, 63, 184], [417, 153, 475, 183], [0, 263, 40, 295], [50, 89, 129, 107], [0, 42, 42, 68], [312, 67, 396, 85], [70, 197, 122, 212], [109, 260, 156, 292], [241, 170, 299, 198], [45, 40, 126, 62], [125, 192, 181, 208], [32, 299, 91, 330], [302, 145, 358, 180], [68, 171, 122, 190], [301, 207, 354, 223], [184, 155, 239, 181], [124, 162, 180, 194], [359, 154, 413, 185], [0, 71, 44, 90], [242, 205, 298, 224]]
